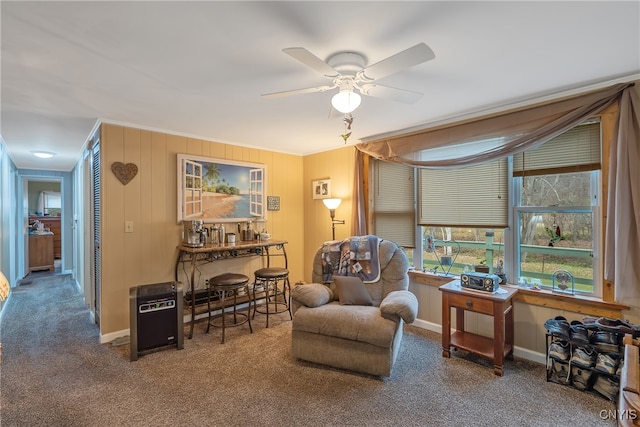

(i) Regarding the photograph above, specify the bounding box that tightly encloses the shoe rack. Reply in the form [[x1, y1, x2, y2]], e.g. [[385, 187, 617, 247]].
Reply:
[[546, 326, 624, 402]]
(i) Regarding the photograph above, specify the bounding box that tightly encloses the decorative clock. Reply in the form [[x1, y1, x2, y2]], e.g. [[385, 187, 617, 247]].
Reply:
[[552, 269, 574, 294]]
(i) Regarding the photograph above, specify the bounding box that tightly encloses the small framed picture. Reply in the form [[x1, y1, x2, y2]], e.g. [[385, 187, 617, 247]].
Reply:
[[312, 179, 331, 199], [267, 196, 280, 211]]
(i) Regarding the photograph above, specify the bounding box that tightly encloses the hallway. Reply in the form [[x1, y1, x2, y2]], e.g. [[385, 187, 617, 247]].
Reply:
[[18, 259, 63, 285]]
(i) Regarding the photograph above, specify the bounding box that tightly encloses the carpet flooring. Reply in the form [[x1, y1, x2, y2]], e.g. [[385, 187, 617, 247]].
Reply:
[[0, 274, 617, 426]]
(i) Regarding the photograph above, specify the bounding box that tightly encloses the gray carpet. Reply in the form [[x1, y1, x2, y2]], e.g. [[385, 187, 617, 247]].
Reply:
[[0, 274, 617, 426]]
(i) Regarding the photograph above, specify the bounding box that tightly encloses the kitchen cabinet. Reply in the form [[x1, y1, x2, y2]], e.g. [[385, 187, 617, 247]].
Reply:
[[29, 233, 54, 272], [29, 216, 61, 259]]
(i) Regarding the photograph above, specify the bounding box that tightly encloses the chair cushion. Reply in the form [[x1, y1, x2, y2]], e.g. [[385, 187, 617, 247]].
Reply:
[[255, 267, 289, 279], [333, 276, 373, 306], [292, 303, 398, 348], [379, 290, 418, 323], [210, 273, 249, 286], [291, 283, 333, 308]]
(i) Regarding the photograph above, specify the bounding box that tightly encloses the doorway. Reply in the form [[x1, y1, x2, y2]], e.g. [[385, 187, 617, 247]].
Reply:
[[23, 178, 63, 278]]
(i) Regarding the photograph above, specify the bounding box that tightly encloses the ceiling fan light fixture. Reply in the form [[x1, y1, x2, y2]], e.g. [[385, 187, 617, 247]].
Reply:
[[331, 90, 361, 114], [31, 151, 56, 159]]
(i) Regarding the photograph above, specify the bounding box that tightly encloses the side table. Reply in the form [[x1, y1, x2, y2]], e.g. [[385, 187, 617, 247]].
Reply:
[[440, 281, 518, 376]]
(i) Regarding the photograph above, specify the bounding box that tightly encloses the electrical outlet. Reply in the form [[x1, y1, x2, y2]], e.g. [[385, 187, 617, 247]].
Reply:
[[125, 221, 134, 233]]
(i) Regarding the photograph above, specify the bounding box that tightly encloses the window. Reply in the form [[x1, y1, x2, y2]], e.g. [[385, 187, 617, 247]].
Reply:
[[512, 121, 601, 295], [371, 160, 415, 248], [372, 121, 601, 296], [40, 191, 61, 216], [418, 159, 508, 228], [249, 168, 264, 217], [181, 159, 203, 218], [421, 227, 505, 276], [513, 171, 599, 295]]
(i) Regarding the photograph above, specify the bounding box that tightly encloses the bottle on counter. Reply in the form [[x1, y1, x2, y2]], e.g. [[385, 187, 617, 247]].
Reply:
[[211, 224, 219, 244], [218, 224, 225, 246]]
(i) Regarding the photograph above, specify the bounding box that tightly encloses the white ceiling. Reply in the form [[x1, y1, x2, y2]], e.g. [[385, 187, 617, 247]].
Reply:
[[2, 1, 639, 172]]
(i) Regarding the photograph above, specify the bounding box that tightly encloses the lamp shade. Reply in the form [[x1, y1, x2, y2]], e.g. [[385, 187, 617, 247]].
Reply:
[[322, 198, 342, 210], [331, 90, 361, 114], [0, 270, 9, 302]]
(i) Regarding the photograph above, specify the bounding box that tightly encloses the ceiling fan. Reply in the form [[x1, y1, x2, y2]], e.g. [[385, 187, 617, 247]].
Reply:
[[262, 43, 435, 114]]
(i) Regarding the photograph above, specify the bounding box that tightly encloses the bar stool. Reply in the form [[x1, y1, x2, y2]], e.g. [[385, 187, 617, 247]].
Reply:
[[206, 273, 252, 343], [252, 267, 292, 328]]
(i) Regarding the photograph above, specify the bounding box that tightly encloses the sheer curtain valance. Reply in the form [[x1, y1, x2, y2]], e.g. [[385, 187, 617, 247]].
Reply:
[[356, 83, 631, 169], [353, 82, 639, 303]]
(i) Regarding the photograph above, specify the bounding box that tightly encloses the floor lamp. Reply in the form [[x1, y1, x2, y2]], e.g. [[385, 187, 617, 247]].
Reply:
[[322, 198, 345, 240]]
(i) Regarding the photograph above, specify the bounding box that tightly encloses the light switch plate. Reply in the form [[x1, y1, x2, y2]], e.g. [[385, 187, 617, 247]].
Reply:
[[125, 221, 134, 233]]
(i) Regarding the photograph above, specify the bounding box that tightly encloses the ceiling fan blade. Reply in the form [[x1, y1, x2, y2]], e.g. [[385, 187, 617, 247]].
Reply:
[[358, 43, 435, 82], [262, 84, 335, 99], [282, 47, 340, 78], [359, 83, 423, 104]]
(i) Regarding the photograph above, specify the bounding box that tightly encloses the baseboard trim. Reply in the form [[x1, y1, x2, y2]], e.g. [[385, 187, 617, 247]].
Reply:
[[98, 308, 550, 363], [99, 301, 256, 344], [412, 318, 443, 334], [73, 278, 82, 294], [409, 319, 546, 365], [100, 329, 129, 344], [513, 346, 546, 365]]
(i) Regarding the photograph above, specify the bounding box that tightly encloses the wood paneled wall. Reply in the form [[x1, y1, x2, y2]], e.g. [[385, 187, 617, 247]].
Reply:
[[100, 124, 303, 335], [302, 146, 356, 283]]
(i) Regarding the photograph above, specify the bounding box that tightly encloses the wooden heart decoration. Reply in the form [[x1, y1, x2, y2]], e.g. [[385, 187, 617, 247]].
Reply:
[[111, 162, 138, 185]]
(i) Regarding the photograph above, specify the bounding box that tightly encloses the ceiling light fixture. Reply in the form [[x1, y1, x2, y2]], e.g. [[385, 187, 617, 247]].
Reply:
[[31, 151, 56, 159], [331, 90, 361, 114], [331, 78, 361, 114]]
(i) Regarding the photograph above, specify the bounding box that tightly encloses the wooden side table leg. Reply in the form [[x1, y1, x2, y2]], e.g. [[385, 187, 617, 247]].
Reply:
[[505, 304, 515, 361], [493, 302, 505, 377], [455, 307, 465, 333], [442, 294, 451, 358]]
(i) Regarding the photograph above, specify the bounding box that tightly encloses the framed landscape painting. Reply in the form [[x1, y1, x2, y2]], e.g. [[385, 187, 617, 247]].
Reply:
[[177, 154, 266, 223]]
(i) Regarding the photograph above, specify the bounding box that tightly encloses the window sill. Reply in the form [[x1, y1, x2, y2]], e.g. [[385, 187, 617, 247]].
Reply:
[[506, 284, 629, 318], [408, 270, 629, 318], [409, 270, 457, 287]]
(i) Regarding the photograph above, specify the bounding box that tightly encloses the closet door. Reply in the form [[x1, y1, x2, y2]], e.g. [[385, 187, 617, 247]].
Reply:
[[90, 137, 101, 326]]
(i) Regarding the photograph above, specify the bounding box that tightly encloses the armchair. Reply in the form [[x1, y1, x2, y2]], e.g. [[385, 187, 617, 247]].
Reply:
[[290, 237, 418, 376]]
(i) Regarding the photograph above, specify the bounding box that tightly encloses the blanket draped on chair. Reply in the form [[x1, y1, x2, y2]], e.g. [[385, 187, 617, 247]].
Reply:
[[321, 235, 381, 283]]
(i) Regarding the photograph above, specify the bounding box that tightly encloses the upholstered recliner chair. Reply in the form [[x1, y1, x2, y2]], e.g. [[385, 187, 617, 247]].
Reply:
[[290, 237, 418, 376]]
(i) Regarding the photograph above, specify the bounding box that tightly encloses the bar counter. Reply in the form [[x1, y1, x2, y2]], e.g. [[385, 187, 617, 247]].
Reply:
[[175, 239, 288, 338]]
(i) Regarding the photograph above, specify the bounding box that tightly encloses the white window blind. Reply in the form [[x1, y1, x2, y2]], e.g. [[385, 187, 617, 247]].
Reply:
[[373, 160, 415, 247], [418, 158, 508, 228], [513, 122, 601, 176]]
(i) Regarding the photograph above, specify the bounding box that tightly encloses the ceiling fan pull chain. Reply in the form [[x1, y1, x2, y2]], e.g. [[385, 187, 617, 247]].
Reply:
[[341, 114, 353, 143]]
